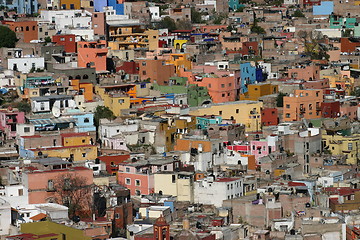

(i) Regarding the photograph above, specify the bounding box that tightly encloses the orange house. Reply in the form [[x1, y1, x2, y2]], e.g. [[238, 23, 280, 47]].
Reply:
[[187, 73, 239, 103], [7, 21, 38, 43], [287, 64, 320, 81], [77, 40, 108, 72], [174, 138, 216, 152], [138, 59, 175, 85], [70, 79, 93, 102], [283, 89, 323, 121], [60, 0, 81, 9]]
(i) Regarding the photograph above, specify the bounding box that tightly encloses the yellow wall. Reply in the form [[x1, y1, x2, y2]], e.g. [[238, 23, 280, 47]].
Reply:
[[240, 83, 278, 101], [63, 135, 92, 147], [274, 169, 285, 177], [60, 0, 81, 9], [189, 101, 263, 132], [174, 40, 187, 50], [32, 145, 98, 161], [95, 86, 131, 116], [322, 133, 360, 165], [154, 173, 194, 202], [323, 75, 355, 95], [21, 221, 91, 240], [166, 53, 192, 74]]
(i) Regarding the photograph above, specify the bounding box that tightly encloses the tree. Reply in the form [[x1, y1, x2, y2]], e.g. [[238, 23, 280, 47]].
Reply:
[[251, 19, 266, 34], [191, 7, 203, 24], [53, 173, 93, 218], [157, 16, 177, 31], [292, 9, 305, 18], [276, 92, 286, 107], [176, 19, 192, 30], [17, 101, 31, 113], [44, 36, 52, 43], [94, 106, 116, 127], [0, 26, 18, 48]]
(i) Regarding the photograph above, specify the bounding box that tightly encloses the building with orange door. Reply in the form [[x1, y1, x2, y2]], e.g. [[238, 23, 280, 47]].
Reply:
[[6, 21, 38, 43], [283, 89, 323, 121], [77, 40, 108, 72]]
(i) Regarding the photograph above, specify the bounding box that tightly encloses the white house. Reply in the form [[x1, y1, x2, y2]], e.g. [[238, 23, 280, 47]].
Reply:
[[194, 176, 244, 207], [0, 198, 11, 236], [0, 70, 16, 90], [40, 10, 92, 31], [149, 7, 161, 22], [30, 95, 76, 113], [8, 57, 45, 73]]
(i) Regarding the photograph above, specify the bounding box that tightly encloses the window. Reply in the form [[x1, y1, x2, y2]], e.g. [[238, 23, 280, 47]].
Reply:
[[126, 167, 130, 172], [286, 104, 290, 108], [24, 127, 30, 133], [118, 99, 124, 104], [135, 180, 141, 186], [84, 118, 90, 123], [348, 143, 353, 151], [172, 175, 176, 183], [286, 113, 290, 118], [219, 111, 222, 115], [236, 109, 239, 113], [18, 189, 23, 196], [142, 62, 146, 66], [221, 84, 225, 88], [135, 190, 141, 196], [82, 153, 86, 157], [125, 178, 131, 185], [115, 213, 120, 219], [82, 139, 85, 143]]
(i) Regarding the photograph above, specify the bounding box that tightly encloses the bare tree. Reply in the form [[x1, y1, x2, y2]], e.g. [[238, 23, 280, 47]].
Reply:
[[53, 173, 93, 218]]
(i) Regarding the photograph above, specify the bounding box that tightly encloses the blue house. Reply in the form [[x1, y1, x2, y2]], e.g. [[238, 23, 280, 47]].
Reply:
[[63, 110, 96, 132], [3, 0, 38, 14], [240, 62, 257, 94], [94, 0, 124, 15], [196, 116, 222, 129]]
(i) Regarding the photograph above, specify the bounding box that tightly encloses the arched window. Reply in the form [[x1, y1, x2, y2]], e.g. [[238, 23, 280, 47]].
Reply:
[[32, 26, 35, 30], [83, 44, 88, 48], [75, 75, 81, 79], [68, 76, 73, 80], [26, 26, 29, 31], [83, 74, 89, 79]]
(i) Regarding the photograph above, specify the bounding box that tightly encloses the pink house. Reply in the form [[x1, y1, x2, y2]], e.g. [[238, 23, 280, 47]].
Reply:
[[0, 108, 25, 139], [22, 167, 93, 204], [118, 158, 179, 196], [250, 137, 277, 163]]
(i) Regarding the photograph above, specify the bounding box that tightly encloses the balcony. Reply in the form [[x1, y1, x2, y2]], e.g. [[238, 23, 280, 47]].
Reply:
[[299, 107, 306, 113]]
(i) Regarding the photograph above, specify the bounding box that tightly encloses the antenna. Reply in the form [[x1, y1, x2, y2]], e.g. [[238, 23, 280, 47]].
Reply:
[[52, 106, 61, 118]]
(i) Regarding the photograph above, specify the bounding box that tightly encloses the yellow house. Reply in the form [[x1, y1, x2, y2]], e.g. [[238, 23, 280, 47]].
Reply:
[[322, 75, 355, 95], [31, 145, 98, 161], [95, 85, 131, 116], [21, 220, 91, 240], [108, 24, 158, 51], [322, 133, 360, 165], [154, 172, 194, 202], [166, 53, 192, 74], [59, 0, 81, 9], [239, 83, 278, 101], [189, 101, 263, 132], [173, 39, 187, 50], [62, 132, 93, 147]]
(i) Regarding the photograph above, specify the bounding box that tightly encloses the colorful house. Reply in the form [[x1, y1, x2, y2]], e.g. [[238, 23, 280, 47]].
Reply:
[[240, 83, 278, 101], [95, 85, 133, 116], [283, 89, 323, 121], [0, 108, 25, 139], [52, 34, 77, 53], [189, 101, 263, 132], [240, 62, 257, 94], [77, 40, 108, 72]]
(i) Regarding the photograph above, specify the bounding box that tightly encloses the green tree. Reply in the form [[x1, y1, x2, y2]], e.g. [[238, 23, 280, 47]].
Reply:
[[276, 92, 286, 107], [94, 106, 116, 127], [0, 26, 18, 48], [157, 16, 177, 31], [17, 101, 31, 113], [44, 36, 52, 43], [176, 19, 192, 30], [191, 7, 203, 23], [292, 9, 305, 18]]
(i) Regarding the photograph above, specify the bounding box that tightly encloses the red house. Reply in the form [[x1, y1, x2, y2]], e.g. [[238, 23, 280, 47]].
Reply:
[[321, 101, 340, 118], [52, 34, 77, 53], [98, 154, 130, 175], [261, 108, 279, 126]]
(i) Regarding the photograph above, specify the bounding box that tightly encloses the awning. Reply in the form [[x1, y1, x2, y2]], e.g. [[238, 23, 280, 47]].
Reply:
[[30, 213, 47, 221], [30, 118, 75, 125]]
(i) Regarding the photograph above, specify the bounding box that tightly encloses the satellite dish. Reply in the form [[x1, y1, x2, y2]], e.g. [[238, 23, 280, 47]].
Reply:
[[52, 106, 61, 118]]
